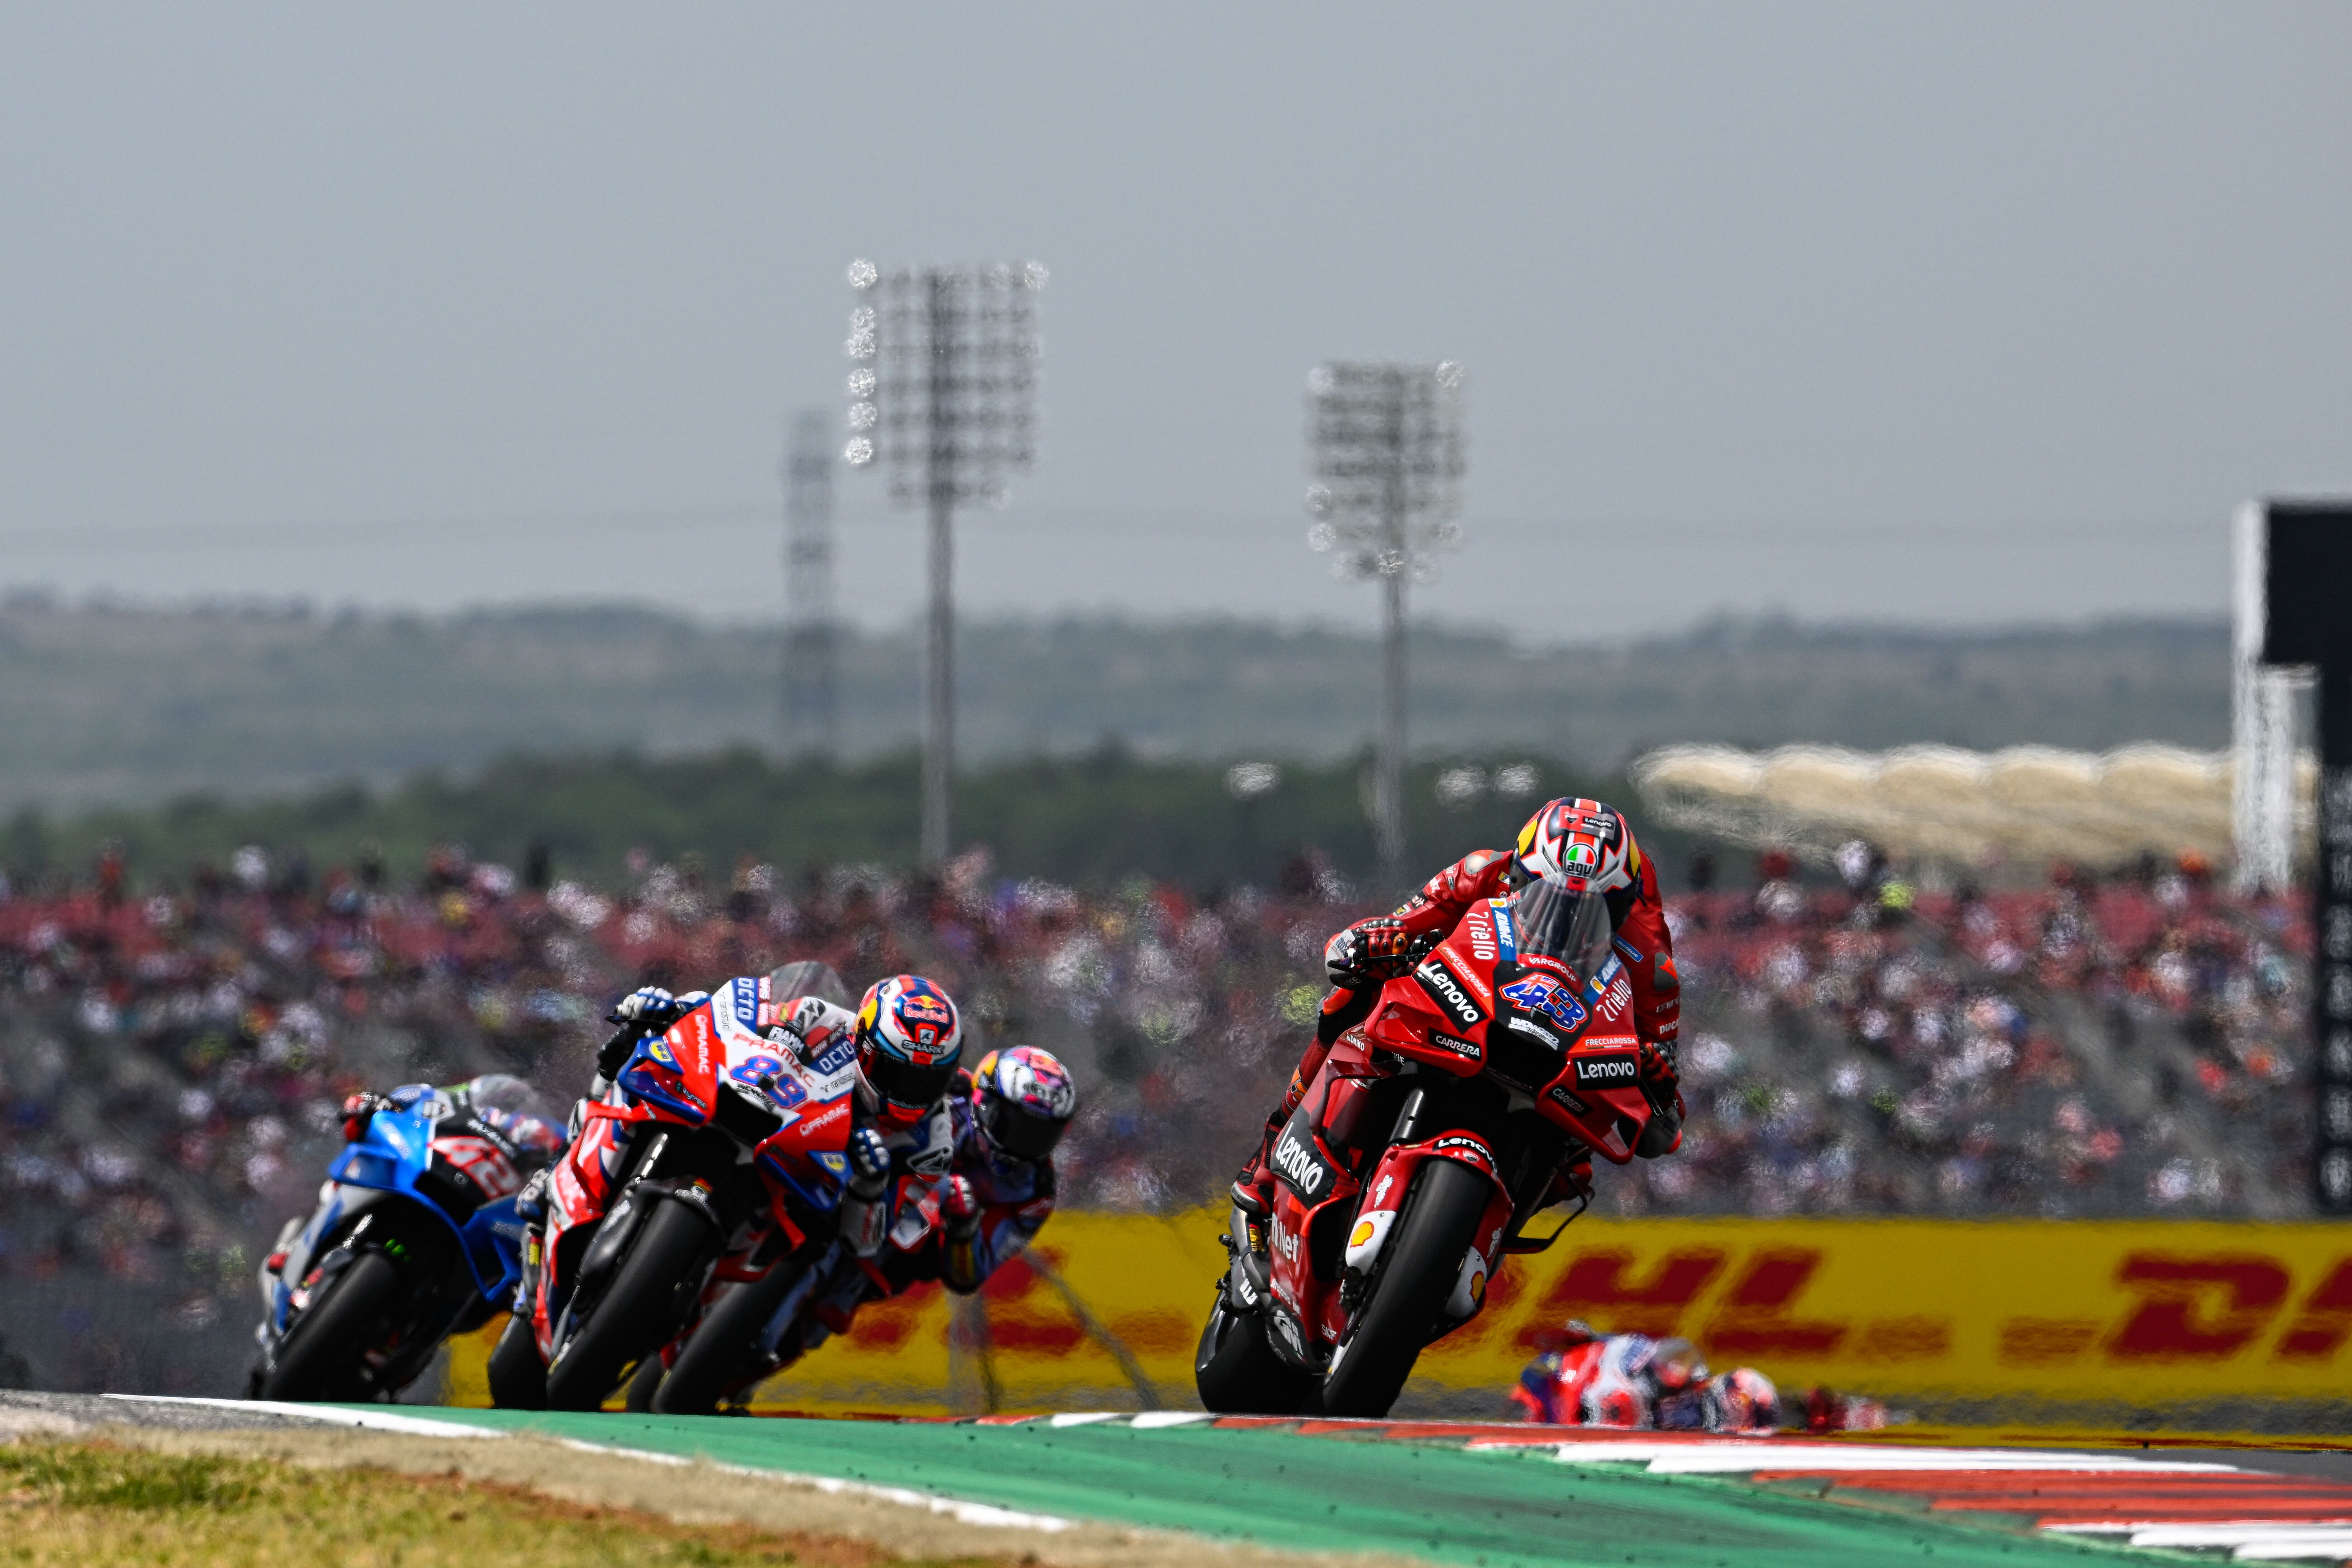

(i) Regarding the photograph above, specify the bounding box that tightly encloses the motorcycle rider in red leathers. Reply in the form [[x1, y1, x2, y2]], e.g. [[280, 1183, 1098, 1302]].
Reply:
[[1233, 797, 1685, 1216]]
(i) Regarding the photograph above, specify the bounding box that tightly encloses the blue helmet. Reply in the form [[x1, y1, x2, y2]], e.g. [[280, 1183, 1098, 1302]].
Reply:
[[854, 974, 963, 1128]]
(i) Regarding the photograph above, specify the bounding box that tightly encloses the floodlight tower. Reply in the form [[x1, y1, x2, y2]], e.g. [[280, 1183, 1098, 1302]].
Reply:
[[1305, 361, 1467, 883], [782, 410, 839, 755], [844, 260, 1045, 865]]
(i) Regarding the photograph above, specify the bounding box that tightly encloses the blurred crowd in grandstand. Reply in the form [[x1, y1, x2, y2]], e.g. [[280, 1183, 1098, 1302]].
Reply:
[[0, 831, 2313, 1324]]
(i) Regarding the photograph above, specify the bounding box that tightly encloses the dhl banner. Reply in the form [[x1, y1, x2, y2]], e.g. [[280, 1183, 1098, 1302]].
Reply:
[[446, 1212, 2352, 1415]]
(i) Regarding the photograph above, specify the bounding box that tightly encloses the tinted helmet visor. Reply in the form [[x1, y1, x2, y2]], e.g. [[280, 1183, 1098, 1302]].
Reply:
[[1506, 873, 1616, 984], [867, 1052, 958, 1117], [981, 1093, 1067, 1160]]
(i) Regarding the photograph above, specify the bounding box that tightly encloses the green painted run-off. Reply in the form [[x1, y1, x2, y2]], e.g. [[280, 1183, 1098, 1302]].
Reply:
[[391, 1409, 2169, 1568]]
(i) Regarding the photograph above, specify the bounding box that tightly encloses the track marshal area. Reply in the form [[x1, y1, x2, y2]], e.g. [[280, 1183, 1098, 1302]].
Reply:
[[20, 1393, 2352, 1567]]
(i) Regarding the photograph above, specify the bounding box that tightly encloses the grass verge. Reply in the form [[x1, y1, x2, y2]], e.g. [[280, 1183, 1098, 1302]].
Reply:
[[0, 1440, 1001, 1568]]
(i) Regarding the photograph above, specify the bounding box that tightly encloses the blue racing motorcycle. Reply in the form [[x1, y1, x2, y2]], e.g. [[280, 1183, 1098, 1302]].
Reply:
[[248, 1074, 566, 1402]]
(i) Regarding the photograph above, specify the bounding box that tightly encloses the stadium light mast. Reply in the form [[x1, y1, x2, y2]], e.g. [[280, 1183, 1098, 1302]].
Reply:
[[782, 410, 839, 756], [844, 259, 1045, 866], [1305, 361, 1467, 884]]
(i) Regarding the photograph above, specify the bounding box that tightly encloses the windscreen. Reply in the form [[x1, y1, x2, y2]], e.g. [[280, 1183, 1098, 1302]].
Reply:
[[1505, 873, 1615, 986], [769, 959, 852, 1008], [458, 1073, 556, 1125]]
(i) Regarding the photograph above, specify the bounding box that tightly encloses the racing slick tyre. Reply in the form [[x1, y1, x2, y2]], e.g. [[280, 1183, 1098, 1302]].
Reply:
[[1194, 1283, 1316, 1415], [487, 1312, 547, 1410], [1318, 1156, 1489, 1419], [655, 1264, 796, 1416], [543, 1198, 714, 1412], [257, 1250, 398, 1402], [623, 1354, 665, 1412]]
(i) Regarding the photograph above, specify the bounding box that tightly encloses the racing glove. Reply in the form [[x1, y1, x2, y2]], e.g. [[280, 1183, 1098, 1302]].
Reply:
[[597, 987, 699, 1080], [839, 1127, 894, 1258], [340, 1092, 391, 1143], [939, 1174, 980, 1238], [610, 985, 680, 1027], [1324, 917, 1416, 988], [846, 1127, 891, 1197], [1635, 1042, 1685, 1158], [1637, 1041, 1679, 1100]]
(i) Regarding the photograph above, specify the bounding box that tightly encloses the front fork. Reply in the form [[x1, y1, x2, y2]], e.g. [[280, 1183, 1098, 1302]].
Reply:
[[1220, 1202, 1274, 1317]]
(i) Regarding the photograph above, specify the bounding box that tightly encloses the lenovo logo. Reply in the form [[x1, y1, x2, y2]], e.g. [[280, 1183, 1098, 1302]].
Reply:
[[1572, 1053, 1639, 1087], [1415, 961, 1484, 1028], [1272, 1131, 1327, 1196]]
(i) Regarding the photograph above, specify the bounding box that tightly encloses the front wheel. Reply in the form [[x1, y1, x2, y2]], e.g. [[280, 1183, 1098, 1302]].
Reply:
[[258, 1251, 399, 1402], [1319, 1157, 1491, 1419], [543, 1198, 714, 1412], [1194, 1284, 1316, 1415], [486, 1313, 546, 1410]]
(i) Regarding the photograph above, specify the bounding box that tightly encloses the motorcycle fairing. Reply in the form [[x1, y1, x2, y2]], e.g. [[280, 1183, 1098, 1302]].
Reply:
[[313, 1107, 524, 1301], [530, 989, 858, 1359], [1343, 1135, 1515, 1323], [1369, 918, 1656, 1165]]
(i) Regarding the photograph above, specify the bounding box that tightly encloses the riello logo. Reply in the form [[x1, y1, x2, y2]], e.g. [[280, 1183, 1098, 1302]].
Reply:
[[1462, 912, 1498, 963], [1272, 1132, 1326, 1196]]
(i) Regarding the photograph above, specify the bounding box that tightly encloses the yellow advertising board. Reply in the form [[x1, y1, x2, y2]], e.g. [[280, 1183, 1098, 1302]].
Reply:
[[446, 1212, 2352, 1416]]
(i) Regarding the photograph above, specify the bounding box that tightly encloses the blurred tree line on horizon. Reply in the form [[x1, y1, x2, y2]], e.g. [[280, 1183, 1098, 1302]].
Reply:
[[0, 596, 2229, 814], [0, 747, 1714, 897]]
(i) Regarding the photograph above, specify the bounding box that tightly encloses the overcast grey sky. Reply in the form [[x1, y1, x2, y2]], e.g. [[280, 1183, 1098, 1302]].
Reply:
[[1, 4, 2345, 639]]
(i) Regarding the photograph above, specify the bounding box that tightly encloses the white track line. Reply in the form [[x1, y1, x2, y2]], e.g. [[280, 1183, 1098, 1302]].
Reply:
[[101, 1394, 501, 1439], [1529, 1439, 2241, 1474], [553, 1436, 1072, 1531], [2229, 1541, 2352, 1563], [100, 1394, 1070, 1534], [2053, 1523, 2352, 1543]]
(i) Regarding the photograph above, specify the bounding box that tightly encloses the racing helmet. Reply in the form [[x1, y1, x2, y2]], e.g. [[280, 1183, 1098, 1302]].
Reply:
[[1512, 798, 1640, 895], [970, 1045, 1078, 1161], [1703, 1366, 1781, 1433], [854, 975, 964, 1128], [1646, 1336, 1709, 1394]]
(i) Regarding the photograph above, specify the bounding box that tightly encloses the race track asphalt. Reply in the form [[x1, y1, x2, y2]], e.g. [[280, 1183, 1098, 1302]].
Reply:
[[307, 1406, 2187, 1568]]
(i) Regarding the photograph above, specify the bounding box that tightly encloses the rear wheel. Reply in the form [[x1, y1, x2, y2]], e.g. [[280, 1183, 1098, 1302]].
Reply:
[[1318, 1158, 1490, 1419], [486, 1313, 546, 1410], [543, 1199, 714, 1412], [258, 1251, 399, 1402], [656, 1265, 797, 1415], [1194, 1283, 1316, 1415]]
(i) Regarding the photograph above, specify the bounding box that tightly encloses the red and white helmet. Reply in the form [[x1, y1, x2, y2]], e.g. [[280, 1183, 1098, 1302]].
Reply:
[[1514, 798, 1640, 894]]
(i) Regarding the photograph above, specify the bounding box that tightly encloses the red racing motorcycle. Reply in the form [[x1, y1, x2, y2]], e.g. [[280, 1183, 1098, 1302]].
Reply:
[[1194, 873, 1681, 1418], [488, 975, 860, 1411]]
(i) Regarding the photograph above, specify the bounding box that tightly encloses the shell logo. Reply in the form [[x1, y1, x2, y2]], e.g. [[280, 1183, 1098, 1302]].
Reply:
[[1349, 1218, 1377, 1249], [1469, 1268, 1488, 1307]]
